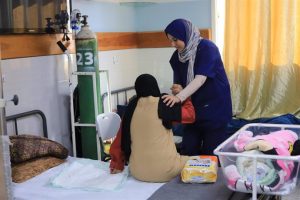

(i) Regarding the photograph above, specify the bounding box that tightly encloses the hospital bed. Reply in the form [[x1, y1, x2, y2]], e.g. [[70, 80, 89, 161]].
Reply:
[[12, 157, 164, 200], [5, 103, 235, 200], [8, 103, 299, 200], [12, 158, 254, 200], [7, 109, 164, 200], [6, 90, 164, 200]]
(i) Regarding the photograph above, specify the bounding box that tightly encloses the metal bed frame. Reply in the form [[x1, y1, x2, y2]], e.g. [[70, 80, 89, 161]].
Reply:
[[6, 110, 48, 138], [101, 86, 135, 111]]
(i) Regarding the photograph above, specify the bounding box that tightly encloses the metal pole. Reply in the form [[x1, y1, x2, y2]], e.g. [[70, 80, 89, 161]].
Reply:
[[100, 70, 112, 112], [66, 52, 77, 158], [0, 60, 7, 135], [252, 158, 257, 200], [0, 44, 12, 200]]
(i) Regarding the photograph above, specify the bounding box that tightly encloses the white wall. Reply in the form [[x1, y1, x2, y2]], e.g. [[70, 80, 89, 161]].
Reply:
[[136, 48, 174, 93], [2, 55, 72, 151], [99, 49, 139, 91], [72, 0, 137, 32], [99, 49, 139, 111], [98, 48, 175, 112], [135, 0, 211, 31], [72, 0, 211, 31], [99, 48, 174, 92]]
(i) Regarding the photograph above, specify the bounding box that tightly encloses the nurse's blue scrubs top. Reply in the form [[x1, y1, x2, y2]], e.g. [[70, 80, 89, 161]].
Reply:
[[170, 39, 232, 128]]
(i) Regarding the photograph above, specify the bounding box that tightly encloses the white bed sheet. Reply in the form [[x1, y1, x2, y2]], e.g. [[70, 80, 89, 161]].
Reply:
[[12, 157, 164, 200]]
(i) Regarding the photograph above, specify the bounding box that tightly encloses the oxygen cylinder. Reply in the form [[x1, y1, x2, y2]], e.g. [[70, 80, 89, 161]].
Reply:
[[75, 15, 102, 159]]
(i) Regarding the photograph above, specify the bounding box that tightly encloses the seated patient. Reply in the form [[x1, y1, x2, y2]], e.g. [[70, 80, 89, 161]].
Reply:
[[109, 74, 195, 182]]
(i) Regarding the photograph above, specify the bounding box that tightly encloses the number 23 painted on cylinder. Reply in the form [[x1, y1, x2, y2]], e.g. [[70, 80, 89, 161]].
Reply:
[[76, 52, 94, 66]]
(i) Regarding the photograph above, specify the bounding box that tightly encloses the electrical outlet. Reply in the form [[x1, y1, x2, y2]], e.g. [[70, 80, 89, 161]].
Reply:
[[113, 56, 119, 65], [2, 75, 5, 83]]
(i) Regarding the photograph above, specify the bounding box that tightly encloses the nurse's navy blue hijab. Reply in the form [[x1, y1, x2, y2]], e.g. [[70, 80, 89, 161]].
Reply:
[[121, 74, 181, 162], [164, 18, 202, 85]]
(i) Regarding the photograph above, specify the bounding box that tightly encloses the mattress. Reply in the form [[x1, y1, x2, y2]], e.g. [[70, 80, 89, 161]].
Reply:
[[12, 157, 164, 200], [12, 156, 299, 200]]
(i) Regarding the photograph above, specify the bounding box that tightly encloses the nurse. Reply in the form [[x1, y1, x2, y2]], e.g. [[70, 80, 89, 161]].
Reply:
[[163, 18, 232, 156]]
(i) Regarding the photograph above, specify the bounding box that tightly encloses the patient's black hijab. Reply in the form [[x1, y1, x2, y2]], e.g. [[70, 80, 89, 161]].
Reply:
[[121, 74, 181, 162]]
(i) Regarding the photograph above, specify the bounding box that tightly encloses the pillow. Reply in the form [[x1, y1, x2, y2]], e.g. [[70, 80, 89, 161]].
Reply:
[[12, 156, 65, 183], [9, 134, 68, 164]]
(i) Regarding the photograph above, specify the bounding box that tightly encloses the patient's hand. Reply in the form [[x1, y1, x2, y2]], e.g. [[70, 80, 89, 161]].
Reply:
[[110, 168, 123, 174]]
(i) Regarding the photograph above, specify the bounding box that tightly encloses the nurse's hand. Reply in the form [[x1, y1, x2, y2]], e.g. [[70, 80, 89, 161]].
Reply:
[[171, 84, 183, 95], [162, 94, 181, 107]]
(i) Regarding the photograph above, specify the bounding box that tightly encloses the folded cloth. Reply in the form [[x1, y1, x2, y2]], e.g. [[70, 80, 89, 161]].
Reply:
[[224, 164, 285, 193], [236, 150, 277, 186], [233, 130, 299, 182], [10, 134, 68, 164], [224, 150, 285, 192], [50, 158, 128, 191]]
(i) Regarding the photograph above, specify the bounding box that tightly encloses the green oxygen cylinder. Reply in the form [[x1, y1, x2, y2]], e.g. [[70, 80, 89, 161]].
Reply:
[[75, 15, 102, 159]]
